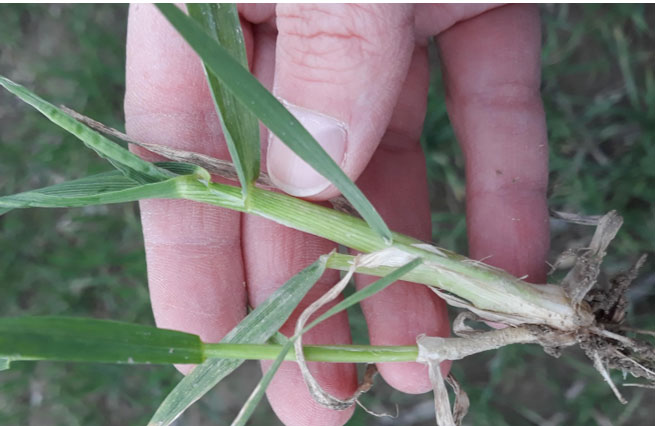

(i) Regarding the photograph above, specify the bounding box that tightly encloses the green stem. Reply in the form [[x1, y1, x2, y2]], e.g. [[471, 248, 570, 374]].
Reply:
[[177, 179, 582, 330], [203, 343, 418, 363]]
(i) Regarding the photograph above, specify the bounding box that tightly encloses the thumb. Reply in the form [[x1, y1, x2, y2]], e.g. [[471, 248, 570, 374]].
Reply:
[[267, 4, 415, 199]]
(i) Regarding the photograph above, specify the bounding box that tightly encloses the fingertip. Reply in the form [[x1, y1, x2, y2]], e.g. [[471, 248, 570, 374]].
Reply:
[[264, 361, 356, 426], [361, 282, 450, 395], [378, 363, 432, 394], [378, 360, 452, 394], [238, 3, 276, 25], [267, 102, 347, 199], [268, 4, 415, 199]]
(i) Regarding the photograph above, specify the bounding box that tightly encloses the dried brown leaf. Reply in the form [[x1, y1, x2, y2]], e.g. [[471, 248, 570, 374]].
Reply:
[[452, 312, 482, 337], [293, 260, 373, 410], [549, 209, 603, 226], [561, 210, 623, 307], [445, 374, 469, 425]]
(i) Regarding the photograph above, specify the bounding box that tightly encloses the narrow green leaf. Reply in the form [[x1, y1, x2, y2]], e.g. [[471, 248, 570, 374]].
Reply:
[[0, 170, 180, 215], [229, 258, 421, 425], [231, 340, 294, 426], [0, 317, 203, 365], [156, 161, 212, 181], [305, 258, 423, 333], [0, 75, 173, 184], [0, 162, 212, 216], [149, 255, 330, 426], [269, 331, 290, 345], [155, 4, 392, 242], [188, 4, 260, 199]]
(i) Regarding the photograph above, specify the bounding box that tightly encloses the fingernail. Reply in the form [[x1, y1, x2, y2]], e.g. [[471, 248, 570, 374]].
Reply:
[[267, 101, 347, 197]]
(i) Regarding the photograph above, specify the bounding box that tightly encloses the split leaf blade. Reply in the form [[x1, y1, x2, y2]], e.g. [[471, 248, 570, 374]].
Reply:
[[188, 4, 260, 198]]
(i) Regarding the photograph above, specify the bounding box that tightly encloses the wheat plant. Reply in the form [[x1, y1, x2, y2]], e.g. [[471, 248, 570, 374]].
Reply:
[[1, 4, 653, 426]]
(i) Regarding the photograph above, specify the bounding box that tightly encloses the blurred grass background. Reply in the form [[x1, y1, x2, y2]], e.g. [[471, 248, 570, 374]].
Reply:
[[0, 4, 653, 425]]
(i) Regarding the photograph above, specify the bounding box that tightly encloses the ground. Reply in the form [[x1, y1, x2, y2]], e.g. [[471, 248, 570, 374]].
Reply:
[[0, 4, 653, 425]]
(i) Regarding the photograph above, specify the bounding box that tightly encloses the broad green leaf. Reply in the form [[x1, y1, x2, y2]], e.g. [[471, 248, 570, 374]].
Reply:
[[155, 4, 393, 242], [149, 255, 330, 426], [188, 4, 260, 199], [0, 75, 173, 184], [230, 258, 422, 426], [230, 340, 294, 426], [0, 316, 203, 364]]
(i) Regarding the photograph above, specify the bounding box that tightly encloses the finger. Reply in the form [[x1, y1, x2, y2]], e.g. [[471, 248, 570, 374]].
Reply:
[[124, 4, 252, 371], [243, 218, 357, 426], [267, 4, 416, 199], [437, 4, 549, 283], [413, 4, 503, 42], [248, 12, 278, 164], [353, 46, 449, 394], [238, 3, 275, 26], [244, 22, 357, 426]]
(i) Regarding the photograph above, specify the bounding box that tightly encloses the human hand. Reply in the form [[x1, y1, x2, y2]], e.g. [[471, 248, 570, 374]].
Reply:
[[124, 4, 549, 425]]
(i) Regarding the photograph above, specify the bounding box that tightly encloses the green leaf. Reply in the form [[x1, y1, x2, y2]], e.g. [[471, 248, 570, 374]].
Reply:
[[0, 162, 213, 216], [306, 257, 423, 333], [0, 358, 10, 372], [149, 255, 330, 426], [230, 339, 294, 426], [230, 257, 422, 425], [156, 161, 212, 181], [187, 4, 260, 199], [0, 170, 179, 215], [269, 331, 290, 345], [0, 316, 203, 364], [155, 4, 392, 242], [0, 75, 173, 184]]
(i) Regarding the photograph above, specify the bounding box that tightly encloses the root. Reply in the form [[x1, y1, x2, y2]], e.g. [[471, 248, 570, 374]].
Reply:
[[417, 211, 655, 425], [591, 350, 627, 404]]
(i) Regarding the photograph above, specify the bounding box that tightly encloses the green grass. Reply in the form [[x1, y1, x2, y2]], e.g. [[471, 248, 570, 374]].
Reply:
[[0, 4, 653, 425]]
